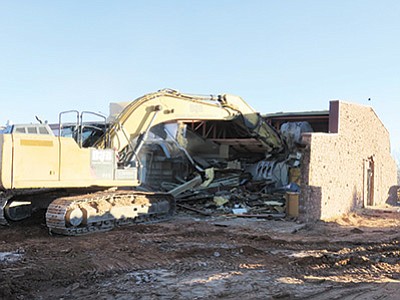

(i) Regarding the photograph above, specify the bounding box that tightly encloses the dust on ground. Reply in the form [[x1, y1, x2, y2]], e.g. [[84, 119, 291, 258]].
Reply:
[[0, 206, 399, 300]]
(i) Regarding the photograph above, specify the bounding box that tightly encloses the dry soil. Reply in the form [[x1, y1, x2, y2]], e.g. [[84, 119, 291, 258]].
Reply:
[[0, 207, 399, 299]]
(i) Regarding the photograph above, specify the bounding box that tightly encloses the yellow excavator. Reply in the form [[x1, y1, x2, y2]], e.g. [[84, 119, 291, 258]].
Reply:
[[0, 89, 286, 235]]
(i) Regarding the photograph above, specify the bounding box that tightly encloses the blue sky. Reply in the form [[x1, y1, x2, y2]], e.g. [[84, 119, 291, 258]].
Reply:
[[1, 1, 399, 151]]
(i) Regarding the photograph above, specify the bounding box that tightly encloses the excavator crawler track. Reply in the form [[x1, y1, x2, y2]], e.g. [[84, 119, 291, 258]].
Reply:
[[46, 190, 175, 236]]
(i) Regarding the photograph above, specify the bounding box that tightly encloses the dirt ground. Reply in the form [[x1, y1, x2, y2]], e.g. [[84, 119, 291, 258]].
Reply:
[[0, 206, 399, 300]]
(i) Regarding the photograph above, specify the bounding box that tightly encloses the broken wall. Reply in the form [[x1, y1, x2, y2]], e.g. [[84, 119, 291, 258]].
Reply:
[[300, 101, 397, 221]]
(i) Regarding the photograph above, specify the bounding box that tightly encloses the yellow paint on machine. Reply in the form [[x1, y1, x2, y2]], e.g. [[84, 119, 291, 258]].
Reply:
[[20, 139, 54, 147], [13, 135, 59, 184], [0, 134, 13, 189], [7, 134, 139, 189]]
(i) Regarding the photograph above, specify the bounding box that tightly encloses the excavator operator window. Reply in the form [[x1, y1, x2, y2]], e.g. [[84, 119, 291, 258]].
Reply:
[[27, 127, 37, 134], [61, 126, 81, 145], [15, 127, 26, 134], [58, 111, 108, 148], [81, 125, 106, 148]]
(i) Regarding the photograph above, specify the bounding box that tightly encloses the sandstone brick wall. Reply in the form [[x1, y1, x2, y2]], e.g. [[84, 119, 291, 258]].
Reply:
[[299, 101, 397, 221]]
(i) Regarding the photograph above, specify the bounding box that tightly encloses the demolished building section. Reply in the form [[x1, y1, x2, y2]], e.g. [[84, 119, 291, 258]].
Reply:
[[113, 97, 397, 221], [137, 114, 296, 218]]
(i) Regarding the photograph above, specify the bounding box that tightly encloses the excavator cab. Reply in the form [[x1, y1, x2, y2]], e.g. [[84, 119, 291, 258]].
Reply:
[[57, 110, 109, 148]]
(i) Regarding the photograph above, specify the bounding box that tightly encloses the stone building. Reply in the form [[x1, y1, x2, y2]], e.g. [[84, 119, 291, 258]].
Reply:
[[265, 101, 397, 221]]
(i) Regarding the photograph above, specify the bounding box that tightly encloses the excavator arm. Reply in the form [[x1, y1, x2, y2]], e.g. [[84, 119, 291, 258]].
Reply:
[[102, 89, 285, 165]]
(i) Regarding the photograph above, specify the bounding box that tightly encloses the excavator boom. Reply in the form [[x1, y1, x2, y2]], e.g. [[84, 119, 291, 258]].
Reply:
[[103, 89, 285, 162]]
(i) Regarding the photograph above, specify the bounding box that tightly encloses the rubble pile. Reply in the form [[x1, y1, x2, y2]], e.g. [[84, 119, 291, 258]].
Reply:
[[141, 121, 310, 219], [172, 169, 294, 218]]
